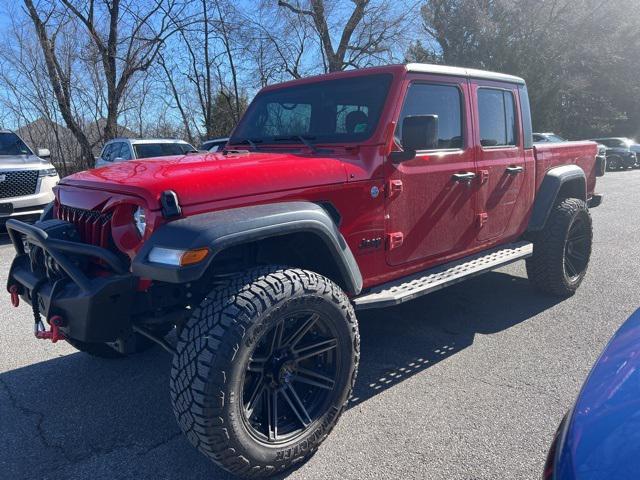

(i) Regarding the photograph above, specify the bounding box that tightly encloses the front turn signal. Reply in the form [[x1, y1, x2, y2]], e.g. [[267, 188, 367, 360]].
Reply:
[[180, 247, 210, 266]]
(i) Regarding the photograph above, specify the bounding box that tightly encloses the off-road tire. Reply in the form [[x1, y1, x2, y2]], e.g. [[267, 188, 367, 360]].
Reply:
[[526, 198, 592, 296], [170, 266, 359, 478], [66, 327, 173, 359]]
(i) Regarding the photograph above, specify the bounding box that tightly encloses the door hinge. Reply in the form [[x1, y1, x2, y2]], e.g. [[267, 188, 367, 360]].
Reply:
[[477, 212, 488, 228], [387, 232, 404, 250], [387, 179, 403, 198]]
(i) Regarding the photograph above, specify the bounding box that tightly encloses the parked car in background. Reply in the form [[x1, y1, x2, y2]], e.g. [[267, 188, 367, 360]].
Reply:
[[544, 308, 640, 480], [533, 132, 567, 143], [95, 138, 197, 168], [628, 140, 640, 166], [0, 130, 58, 226], [199, 137, 229, 152], [591, 137, 637, 170]]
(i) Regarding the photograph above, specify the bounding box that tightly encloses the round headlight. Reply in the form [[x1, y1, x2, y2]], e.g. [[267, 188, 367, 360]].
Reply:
[[133, 207, 146, 236]]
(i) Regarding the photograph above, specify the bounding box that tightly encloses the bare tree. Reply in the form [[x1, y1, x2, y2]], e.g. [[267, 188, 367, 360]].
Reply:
[[276, 0, 415, 72], [56, 0, 187, 141], [23, 0, 95, 168]]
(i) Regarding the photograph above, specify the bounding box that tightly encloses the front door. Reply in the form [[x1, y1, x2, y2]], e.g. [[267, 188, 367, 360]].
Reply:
[[386, 77, 478, 267], [472, 83, 526, 242]]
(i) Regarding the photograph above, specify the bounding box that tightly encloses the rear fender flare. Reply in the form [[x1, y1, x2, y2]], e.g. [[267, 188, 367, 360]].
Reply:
[[132, 202, 363, 295], [527, 165, 586, 232]]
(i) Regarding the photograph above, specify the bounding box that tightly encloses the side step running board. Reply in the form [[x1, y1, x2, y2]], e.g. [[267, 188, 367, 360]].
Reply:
[[353, 241, 533, 310]]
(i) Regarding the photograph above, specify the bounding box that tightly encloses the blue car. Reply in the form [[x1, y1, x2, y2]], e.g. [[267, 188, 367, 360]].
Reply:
[[544, 308, 640, 479]]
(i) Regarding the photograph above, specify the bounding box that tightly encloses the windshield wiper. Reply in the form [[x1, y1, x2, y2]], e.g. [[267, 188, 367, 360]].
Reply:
[[272, 135, 318, 153], [227, 138, 262, 151]]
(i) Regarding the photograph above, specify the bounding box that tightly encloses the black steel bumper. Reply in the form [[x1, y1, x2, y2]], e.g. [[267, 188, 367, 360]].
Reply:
[[588, 193, 604, 208], [5, 219, 136, 343]]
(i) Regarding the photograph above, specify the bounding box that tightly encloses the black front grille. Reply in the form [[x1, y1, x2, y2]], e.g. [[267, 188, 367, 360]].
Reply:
[[0, 170, 39, 199], [57, 204, 113, 249]]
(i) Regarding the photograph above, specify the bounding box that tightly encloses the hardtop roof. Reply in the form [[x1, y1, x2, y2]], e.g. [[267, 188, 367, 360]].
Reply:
[[260, 63, 525, 92]]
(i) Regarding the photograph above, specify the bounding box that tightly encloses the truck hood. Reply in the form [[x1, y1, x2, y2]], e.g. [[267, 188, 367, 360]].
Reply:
[[0, 154, 52, 169], [59, 151, 348, 209]]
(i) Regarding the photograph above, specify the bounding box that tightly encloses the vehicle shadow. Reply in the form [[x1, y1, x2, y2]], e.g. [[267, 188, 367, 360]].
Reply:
[[0, 270, 561, 480]]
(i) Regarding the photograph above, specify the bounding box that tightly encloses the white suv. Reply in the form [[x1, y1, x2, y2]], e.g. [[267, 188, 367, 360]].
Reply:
[[95, 138, 197, 168], [0, 130, 59, 226]]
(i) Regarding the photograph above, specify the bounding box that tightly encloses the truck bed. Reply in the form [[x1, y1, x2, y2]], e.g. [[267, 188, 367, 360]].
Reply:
[[533, 141, 599, 198]]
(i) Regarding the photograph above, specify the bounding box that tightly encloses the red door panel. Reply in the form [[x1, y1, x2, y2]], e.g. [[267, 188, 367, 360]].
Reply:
[[385, 76, 478, 267], [386, 151, 477, 266], [472, 82, 527, 242]]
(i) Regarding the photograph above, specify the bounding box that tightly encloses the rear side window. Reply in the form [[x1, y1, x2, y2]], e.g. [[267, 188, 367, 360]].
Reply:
[[397, 83, 463, 149], [478, 88, 518, 147]]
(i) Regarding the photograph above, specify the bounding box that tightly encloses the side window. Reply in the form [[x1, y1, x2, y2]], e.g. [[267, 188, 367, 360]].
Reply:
[[118, 143, 132, 160], [478, 88, 518, 147], [397, 83, 463, 150]]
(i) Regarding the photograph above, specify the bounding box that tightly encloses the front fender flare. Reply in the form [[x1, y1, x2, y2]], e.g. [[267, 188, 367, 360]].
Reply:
[[132, 202, 363, 294], [527, 164, 586, 232]]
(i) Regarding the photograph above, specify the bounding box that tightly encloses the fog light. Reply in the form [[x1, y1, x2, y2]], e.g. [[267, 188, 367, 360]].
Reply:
[[148, 247, 209, 266]]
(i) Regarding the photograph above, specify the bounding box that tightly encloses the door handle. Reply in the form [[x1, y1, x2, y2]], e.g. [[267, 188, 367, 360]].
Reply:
[[506, 166, 524, 174], [452, 172, 476, 183]]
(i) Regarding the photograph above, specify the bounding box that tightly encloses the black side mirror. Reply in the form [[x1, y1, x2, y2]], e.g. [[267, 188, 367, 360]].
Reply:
[[390, 115, 439, 163]]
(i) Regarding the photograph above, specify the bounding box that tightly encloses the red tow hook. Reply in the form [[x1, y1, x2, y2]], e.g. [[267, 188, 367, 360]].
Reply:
[[35, 315, 66, 343], [9, 285, 19, 307]]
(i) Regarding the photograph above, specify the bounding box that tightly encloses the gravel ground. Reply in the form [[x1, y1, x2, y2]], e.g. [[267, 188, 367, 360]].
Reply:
[[0, 171, 637, 480]]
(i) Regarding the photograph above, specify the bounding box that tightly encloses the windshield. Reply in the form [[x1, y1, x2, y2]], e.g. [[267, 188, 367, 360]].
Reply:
[[230, 74, 393, 146], [134, 143, 194, 159], [0, 132, 32, 156], [546, 134, 566, 142], [599, 139, 625, 147]]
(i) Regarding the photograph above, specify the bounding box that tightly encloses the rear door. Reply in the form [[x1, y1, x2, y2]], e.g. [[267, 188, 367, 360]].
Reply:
[[471, 82, 527, 242], [385, 75, 478, 266]]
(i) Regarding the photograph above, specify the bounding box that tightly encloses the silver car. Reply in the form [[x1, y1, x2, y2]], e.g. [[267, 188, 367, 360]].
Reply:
[[95, 138, 197, 168], [0, 130, 59, 225]]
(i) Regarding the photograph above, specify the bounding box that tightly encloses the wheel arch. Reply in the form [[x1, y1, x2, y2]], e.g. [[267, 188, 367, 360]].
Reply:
[[132, 202, 363, 295], [527, 165, 587, 232]]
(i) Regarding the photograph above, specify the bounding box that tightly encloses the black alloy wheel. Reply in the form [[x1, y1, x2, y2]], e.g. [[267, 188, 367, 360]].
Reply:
[[563, 216, 590, 281], [242, 311, 339, 444]]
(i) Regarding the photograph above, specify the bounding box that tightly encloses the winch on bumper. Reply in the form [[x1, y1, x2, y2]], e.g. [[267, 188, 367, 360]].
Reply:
[[5, 218, 136, 343]]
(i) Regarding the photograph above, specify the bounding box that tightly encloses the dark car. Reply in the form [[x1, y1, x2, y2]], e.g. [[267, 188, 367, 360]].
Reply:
[[199, 137, 229, 152], [544, 308, 640, 480], [591, 137, 637, 170]]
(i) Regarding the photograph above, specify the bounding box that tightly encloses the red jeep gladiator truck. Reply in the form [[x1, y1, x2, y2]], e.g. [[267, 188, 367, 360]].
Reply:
[[5, 64, 603, 477]]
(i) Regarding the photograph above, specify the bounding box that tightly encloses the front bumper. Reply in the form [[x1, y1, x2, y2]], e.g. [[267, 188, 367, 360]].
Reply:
[[5, 219, 136, 343]]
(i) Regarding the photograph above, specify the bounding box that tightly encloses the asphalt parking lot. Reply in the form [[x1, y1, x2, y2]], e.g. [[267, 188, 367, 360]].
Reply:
[[1, 170, 638, 480]]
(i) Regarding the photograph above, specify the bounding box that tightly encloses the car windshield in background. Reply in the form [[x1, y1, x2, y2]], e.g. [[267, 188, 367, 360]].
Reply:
[[133, 143, 193, 159], [596, 138, 629, 148], [230, 74, 393, 145], [0, 133, 32, 156], [546, 134, 566, 142]]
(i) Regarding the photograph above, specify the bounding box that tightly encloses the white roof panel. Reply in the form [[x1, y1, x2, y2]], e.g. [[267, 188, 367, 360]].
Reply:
[[406, 63, 525, 85]]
